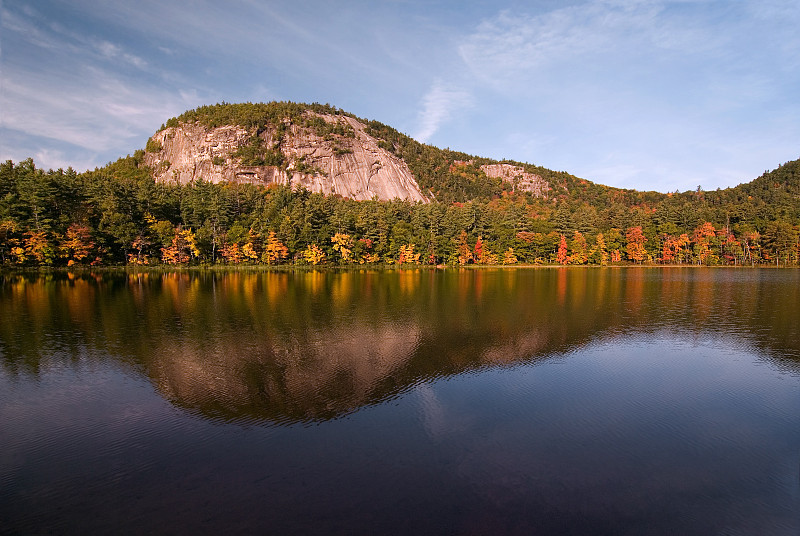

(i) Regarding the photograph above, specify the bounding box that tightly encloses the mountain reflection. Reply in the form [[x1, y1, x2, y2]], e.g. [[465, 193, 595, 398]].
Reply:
[[1, 268, 799, 424]]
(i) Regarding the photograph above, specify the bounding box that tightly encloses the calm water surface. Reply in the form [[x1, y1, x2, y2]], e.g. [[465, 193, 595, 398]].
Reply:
[[1, 268, 799, 535]]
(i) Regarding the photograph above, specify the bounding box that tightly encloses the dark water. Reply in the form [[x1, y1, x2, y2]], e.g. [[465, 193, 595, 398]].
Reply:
[[1, 268, 799, 535]]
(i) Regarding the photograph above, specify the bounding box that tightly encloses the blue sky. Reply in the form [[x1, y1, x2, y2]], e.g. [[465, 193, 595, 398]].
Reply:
[[1, 0, 799, 192]]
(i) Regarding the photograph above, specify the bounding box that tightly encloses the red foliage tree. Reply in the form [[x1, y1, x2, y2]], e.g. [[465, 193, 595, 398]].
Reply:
[[625, 226, 647, 263], [556, 234, 568, 264]]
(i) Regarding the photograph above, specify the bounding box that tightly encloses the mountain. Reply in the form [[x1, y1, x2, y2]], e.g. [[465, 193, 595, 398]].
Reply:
[[143, 102, 561, 203], [144, 107, 427, 202], [1, 101, 798, 267], [143, 101, 799, 219]]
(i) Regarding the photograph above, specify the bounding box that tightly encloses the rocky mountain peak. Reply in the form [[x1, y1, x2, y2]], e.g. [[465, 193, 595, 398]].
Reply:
[[143, 111, 430, 202]]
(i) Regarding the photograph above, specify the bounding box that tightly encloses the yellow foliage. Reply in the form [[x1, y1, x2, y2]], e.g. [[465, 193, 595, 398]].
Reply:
[[331, 232, 353, 262], [503, 247, 518, 265], [160, 226, 199, 264], [127, 253, 150, 265], [302, 243, 326, 265], [397, 243, 420, 264], [242, 242, 258, 261], [361, 252, 381, 264]]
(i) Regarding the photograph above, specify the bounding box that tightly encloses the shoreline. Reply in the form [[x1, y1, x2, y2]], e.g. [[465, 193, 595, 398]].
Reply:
[[1, 263, 796, 275]]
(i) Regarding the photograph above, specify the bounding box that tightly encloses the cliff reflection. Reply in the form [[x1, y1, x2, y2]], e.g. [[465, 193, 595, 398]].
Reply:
[[1, 268, 798, 424]]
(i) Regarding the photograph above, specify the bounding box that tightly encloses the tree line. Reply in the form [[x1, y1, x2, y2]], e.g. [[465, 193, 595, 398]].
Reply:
[[2, 151, 799, 268]]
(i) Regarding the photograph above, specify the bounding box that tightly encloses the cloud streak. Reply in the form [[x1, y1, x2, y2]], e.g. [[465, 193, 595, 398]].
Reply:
[[415, 82, 473, 143], [451, 0, 800, 191], [457, 1, 732, 93], [1, 0, 798, 191], [0, 3, 213, 169]]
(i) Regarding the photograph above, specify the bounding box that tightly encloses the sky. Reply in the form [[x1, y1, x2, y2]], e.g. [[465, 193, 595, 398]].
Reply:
[[1, 0, 799, 193]]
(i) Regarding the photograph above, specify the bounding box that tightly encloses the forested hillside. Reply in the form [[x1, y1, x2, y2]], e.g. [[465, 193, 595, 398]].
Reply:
[[1, 102, 799, 267]]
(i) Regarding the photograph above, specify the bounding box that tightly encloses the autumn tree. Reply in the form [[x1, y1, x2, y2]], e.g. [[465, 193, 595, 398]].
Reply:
[[660, 233, 689, 264], [262, 231, 288, 264], [331, 232, 353, 262], [739, 230, 760, 265], [128, 236, 151, 265], [716, 227, 743, 265], [692, 222, 717, 265], [24, 230, 55, 265], [625, 226, 648, 263], [355, 238, 380, 264], [474, 236, 497, 264], [457, 230, 472, 265], [397, 243, 420, 264], [556, 234, 568, 264], [302, 243, 326, 265], [60, 223, 95, 265], [220, 242, 244, 264], [588, 233, 608, 265], [568, 231, 588, 265], [242, 230, 261, 262], [161, 226, 200, 264]]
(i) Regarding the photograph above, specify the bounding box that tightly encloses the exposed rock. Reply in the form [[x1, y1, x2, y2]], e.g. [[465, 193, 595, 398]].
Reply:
[[480, 163, 550, 197], [143, 113, 429, 202]]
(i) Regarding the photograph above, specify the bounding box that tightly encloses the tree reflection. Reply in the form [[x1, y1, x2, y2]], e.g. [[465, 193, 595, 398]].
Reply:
[[1, 268, 798, 423]]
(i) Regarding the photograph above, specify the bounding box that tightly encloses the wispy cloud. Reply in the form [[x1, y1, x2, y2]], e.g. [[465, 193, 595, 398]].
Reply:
[[2, 0, 437, 171], [453, 0, 800, 191], [32, 149, 103, 173], [415, 81, 473, 143], [93, 40, 148, 69], [1, 64, 195, 152], [3, 7, 150, 72], [0, 3, 213, 169], [2, 0, 797, 191], [457, 1, 731, 93]]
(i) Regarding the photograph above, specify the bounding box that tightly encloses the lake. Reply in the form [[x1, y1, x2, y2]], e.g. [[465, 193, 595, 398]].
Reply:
[[1, 268, 799, 535]]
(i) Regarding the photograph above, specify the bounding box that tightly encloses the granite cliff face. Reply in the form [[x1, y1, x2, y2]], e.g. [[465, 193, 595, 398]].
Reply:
[[143, 112, 429, 202], [451, 160, 552, 198], [480, 163, 551, 197]]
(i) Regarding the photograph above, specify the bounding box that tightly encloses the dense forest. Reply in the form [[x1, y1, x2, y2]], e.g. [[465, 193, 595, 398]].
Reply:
[[1, 102, 799, 268]]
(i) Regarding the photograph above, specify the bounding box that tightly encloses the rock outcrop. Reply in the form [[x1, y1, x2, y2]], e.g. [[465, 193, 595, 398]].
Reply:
[[143, 112, 429, 202], [480, 163, 550, 197], [452, 160, 552, 198]]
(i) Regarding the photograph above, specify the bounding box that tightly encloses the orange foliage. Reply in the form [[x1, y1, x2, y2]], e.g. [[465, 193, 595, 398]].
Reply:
[[60, 223, 94, 263], [556, 234, 568, 264], [692, 222, 717, 264], [660, 233, 689, 264], [24, 231, 54, 264], [457, 230, 472, 265], [397, 244, 420, 265], [160, 227, 199, 264], [262, 231, 288, 264], [220, 242, 244, 264], [625, 226, 647, 263]]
